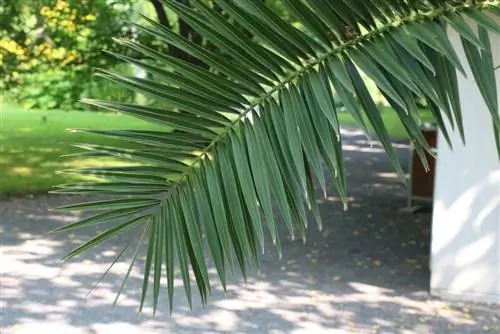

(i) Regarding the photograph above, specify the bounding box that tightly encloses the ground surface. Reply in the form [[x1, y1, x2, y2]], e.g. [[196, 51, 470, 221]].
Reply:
[[1, 128, 498, 334]]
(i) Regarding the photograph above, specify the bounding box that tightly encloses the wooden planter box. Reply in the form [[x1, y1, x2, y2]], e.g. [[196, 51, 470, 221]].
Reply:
[[407, 126, 437, 209]]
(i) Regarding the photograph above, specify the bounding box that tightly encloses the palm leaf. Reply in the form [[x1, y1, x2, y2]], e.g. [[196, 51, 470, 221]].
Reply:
[[53, 0, 500, 312]]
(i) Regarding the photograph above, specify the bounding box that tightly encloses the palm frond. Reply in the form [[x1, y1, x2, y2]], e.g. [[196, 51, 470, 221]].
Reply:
[[53, 0, 500, 312]]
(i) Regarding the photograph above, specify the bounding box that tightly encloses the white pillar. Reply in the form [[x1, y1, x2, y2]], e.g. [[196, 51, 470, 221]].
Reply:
[[430, 22, 500, 304]]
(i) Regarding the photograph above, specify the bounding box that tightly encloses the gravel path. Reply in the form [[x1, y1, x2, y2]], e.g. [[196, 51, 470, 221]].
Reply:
[[1, 128, 499, 333]]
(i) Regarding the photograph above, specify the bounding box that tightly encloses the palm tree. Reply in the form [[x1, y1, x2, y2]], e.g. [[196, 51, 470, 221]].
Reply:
[[52, 0, 500, 313]]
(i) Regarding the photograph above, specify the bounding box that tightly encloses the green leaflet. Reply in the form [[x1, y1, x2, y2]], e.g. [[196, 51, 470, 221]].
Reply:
[[304, 162, 323, 231], [165, 1, 280, 85], [192, 171, 227, 289], [93, 71, 235, 124], [461, 26, 500, 154], [216, 147, 254, 265], [281, 0, 332, 48], [58, 168, 169, 184], [252, 116, 296, 240], [302, 0, 343, 43], [116, 36, 258, 98], [234, 0, 320, 57], [55, 198, 160, 212], [152, 213, 164, 314], [446, 13, 485, 50], [466, 9, 500, 35], [405, 21, 466, 75], [114, 221, 150, 307], [139, 218, 156, 313], [280, 87, 308, 193], [162, 204, 175, 312], [391, 29, 435, 74], [300, 76, 347, 202], [51, 207, 151, 232], [242, 125, 281, 255], [75, 129, 208, 151], [178, 186, 211, 304], [349, 47, 407, 109], [63, 216, 149, 260], [202, 158, 235, 273], [70, 143, 190, 172], [170, 196, 193, 309], [230, 135, 265, 253], [304, 65, 341, 134], [190, 0, 288, 78], [326, 59, 371, 137], [289, 83, 327, 196], [87, 238, 133, 298], [462, 29, 499, 123], [263, 100, 309, 241], [345, 57, 407, 184], [363, 40, 424, 99]]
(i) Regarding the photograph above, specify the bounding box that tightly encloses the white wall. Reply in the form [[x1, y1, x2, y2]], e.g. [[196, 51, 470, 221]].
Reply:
[[431, 22, 500, 304]]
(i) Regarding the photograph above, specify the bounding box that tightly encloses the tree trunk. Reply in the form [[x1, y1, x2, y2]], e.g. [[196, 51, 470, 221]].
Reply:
[[149, 0, 191, 63], [149, 0, 210, 68], [150, 0, 170, 28]]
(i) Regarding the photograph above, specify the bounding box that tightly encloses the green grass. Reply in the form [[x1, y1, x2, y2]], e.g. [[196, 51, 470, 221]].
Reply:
[[0, 104, 433, 196], [0, 104, 163, 196]]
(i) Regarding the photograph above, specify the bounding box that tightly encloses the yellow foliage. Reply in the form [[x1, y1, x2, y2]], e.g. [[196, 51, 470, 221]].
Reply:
[[41, 1, 72, 20], [40, 1, 84, 34], [0, 38, 25, 57], [40, 6, 50, 16], [29, 59, 40, 67], [55, 0, 69, 11], [84, 14, 96, 21], [52, 47, 67, 60]]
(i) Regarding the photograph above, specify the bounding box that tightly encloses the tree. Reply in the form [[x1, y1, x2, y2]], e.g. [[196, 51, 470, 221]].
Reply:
[[53, 0, 500, 313], [0, 0, 136, 108]]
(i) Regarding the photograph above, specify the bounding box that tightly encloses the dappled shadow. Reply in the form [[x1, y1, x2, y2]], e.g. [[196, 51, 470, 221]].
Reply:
[[0, 109, 156, 197], [430, 142, 500, 304], [1, 128, 499, 333]]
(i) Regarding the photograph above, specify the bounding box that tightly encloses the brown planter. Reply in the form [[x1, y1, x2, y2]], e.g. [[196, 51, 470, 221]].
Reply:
[[407, 125, 437, 209]]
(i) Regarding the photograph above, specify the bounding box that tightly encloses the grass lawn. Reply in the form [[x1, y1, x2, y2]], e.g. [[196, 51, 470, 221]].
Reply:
[[0, 104, 163, 196], [1, 104, 433, 196]]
